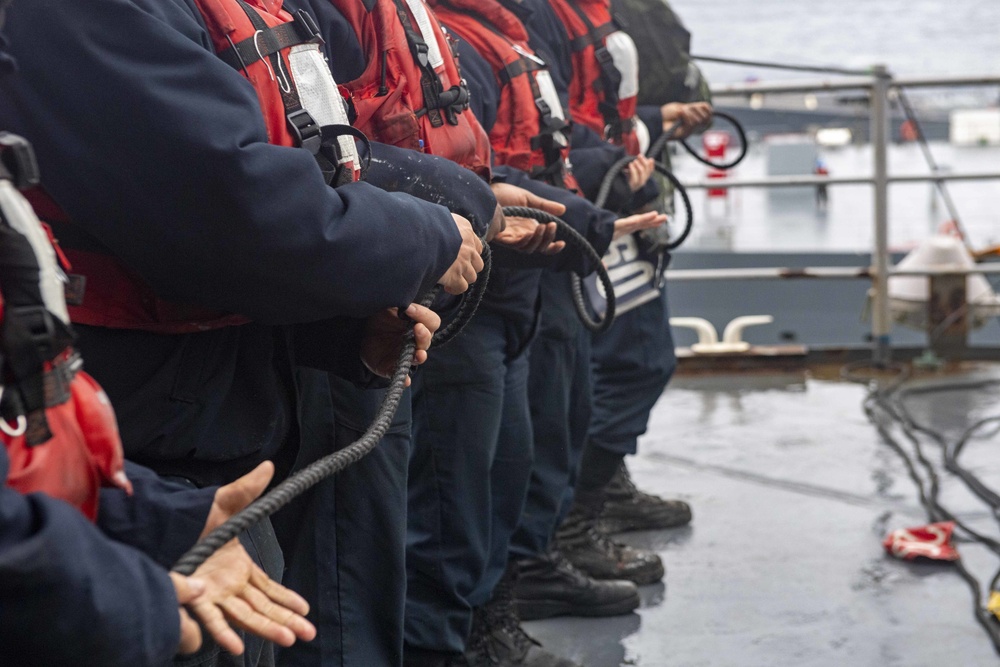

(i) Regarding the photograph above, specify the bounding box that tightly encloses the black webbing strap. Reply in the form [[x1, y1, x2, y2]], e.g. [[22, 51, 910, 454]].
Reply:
[[218, 12, 322, 73], [567, 20, 616, 52], [392, 0, 471, 127], [231, 2, 325, 155], [563, 4, 625, 142]]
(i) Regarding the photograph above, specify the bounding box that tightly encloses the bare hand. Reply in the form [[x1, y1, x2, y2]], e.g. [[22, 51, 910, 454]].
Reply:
[[361, 304, 441, 385], [186, 539, 316, 655], [612, 211, 669, 240], [661, 102, 713, 139], [492, 216, 565, 255], [625, 156, 655, 193], [486, 204, 505, 242], [439, 214, 485, 295], [490, 182, 567, 218], [172, 573, 206, 656], [204, 462, 274, 537], [189, 462, 316, 655]]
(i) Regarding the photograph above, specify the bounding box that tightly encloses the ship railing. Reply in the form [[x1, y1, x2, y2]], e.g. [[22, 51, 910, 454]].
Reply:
[[671, 69, 1000, 363]]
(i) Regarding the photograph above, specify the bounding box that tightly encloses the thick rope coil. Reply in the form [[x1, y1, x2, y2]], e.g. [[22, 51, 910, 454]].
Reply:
[[647, 110, 749, 170], [502, 206, 615, 334]]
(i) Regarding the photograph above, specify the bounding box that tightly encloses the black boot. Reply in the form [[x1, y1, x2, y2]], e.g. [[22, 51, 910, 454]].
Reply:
[[513, 549, 640, 621], [465, 563, 581, 667], [555, 490, 664, 586], [597, 462, 692, 534]]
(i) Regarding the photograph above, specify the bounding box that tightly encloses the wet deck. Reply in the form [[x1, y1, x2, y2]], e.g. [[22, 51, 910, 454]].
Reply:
[[525, 364, 1000, 666]]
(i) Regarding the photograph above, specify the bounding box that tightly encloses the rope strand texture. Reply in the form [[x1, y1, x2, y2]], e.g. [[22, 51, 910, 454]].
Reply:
[[172, 244, 491, 575], [502, 206, 615, 333]]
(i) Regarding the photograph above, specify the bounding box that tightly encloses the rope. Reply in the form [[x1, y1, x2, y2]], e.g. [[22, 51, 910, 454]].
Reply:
[[502, 206, 616, 333], [594, 158, 694, 252], [647, 111, 749, 171], [172, 244, 491, 575]]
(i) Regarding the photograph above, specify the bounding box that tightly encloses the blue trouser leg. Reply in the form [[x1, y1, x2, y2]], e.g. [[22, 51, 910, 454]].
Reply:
[[474, 349, 533, 604], [405, 313, 507, 654], [509, 273, 593, 560], [588, 285, 677, 457], [275, 369, 412, 667]]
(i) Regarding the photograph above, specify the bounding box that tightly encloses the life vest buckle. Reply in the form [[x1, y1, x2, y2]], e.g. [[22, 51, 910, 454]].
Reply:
[[0, 133, 41, 190], [287, 109, 322, 155]]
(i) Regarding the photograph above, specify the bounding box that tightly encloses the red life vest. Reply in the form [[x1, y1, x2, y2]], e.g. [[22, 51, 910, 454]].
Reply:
[[1, 135, 131, 521], [35, 0, 362, 334], [547, 0, 641, 155], [430, 0, 578, 190], [328, 0, 492, 177]]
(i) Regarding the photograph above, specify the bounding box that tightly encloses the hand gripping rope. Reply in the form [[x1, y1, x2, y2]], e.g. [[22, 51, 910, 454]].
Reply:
[[502, 206, 616, 334], [647, 110, 749, 170], [172, 244, 491, 576]]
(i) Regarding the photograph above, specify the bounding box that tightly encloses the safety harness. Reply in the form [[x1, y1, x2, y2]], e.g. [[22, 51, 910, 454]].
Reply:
[[548, 0, 641, 155], [430, 0, 578, 190], [32, 0, 367, 334], [1, 134, 131, 520], [330, 0, 492, 177]]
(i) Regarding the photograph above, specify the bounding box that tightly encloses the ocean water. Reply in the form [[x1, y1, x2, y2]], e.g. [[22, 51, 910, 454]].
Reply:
[[668, 0, 1000, 94]]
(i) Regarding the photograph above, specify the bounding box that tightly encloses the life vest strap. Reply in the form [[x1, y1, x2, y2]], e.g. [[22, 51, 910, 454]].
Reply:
[[218, 10, 323, 74], [568, 20, 617, 53]]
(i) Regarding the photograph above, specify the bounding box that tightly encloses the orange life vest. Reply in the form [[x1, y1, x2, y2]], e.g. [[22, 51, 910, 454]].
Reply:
[[328, 0, 492, 177], [430, 0, 578, 190], [547, 0, 641, 155], [1, 134, 131, 521], [36, 0, 362, 334]]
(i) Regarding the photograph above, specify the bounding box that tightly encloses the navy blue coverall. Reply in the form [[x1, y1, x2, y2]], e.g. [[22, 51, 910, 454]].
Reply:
[[0, 1, 472, 665], [500, 0, 674, 558]]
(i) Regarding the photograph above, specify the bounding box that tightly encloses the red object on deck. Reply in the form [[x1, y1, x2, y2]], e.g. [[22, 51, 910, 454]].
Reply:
[[883, 521, 959, 561]]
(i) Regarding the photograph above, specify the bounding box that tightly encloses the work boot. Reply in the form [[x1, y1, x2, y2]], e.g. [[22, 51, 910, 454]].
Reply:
[[465, 564, 581, 667], [556, 491, 665, 586], [597, 462, 692, 534], [513, 550, 640, 621]]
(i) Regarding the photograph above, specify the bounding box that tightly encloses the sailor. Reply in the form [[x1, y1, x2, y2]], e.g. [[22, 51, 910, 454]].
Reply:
[[0, 0, 488, 664], [421, 1, 689, 664], [0, 107, 313, 663], [566, 0, 713, 563]]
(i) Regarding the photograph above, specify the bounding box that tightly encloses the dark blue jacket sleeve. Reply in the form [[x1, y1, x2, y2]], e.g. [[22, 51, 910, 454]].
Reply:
[[1, 452, 180, 666], [491, 166, 615, 275], [286, 0, 498, 235], [0, 0, 462, 323], [638, 104, 666, 150], [97, 461, 216, 569]]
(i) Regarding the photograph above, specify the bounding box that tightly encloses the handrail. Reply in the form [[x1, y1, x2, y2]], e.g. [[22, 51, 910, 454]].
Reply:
[[681, 171, 1000, 189], [681, 68, 1000, 361], [710, 73, 1000, 97], [666, 265, 1000, 282]]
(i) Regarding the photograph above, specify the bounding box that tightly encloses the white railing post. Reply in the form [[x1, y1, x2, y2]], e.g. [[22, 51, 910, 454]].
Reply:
[[871, 64, 892, 364]]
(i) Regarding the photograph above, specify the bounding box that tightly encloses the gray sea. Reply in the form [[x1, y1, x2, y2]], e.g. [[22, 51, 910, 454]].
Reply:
[[670, 0, 1000, 88]]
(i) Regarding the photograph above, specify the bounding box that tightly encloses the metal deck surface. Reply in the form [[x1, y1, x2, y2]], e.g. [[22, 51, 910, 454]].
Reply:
[[524, 364, 1000, 666]]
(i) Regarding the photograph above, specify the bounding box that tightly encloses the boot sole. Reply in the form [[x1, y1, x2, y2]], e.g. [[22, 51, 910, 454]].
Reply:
[[514, 590, 641, 621], [589, 560, 665, 586], [597, 512, 693, 535]]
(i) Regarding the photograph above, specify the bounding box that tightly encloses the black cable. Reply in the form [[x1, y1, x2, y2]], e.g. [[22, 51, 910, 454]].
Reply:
[[172, 244, 491, 575], [502, 206, 615, 333], [845, 362, 1000, 653], [594, 158, 694, 252]]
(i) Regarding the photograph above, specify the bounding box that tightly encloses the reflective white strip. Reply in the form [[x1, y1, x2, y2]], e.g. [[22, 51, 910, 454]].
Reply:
[[604, 31, 639, 100], [288, 44, 360, 169], [406, 0, 445, 70], [533, 70, 566, 122], [0, 181, 70, 324], [636, 117, 650, 155]]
